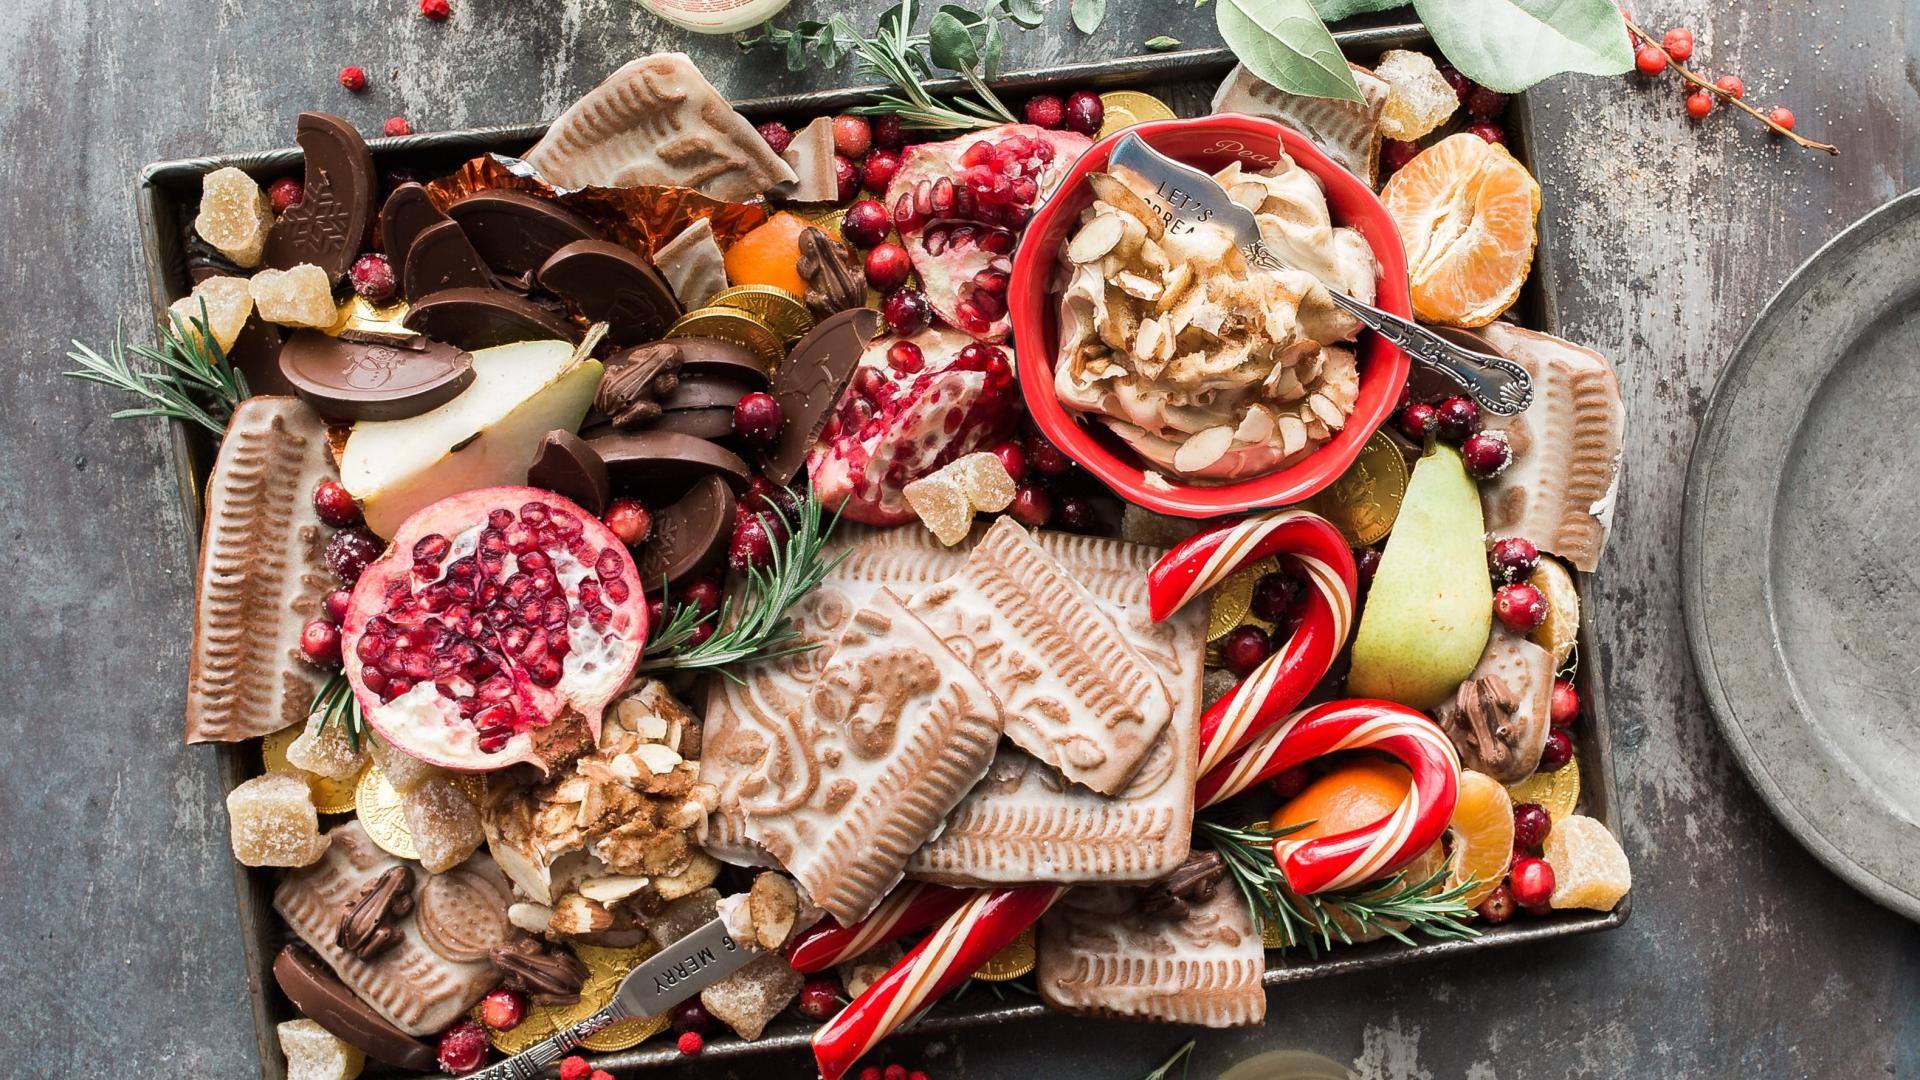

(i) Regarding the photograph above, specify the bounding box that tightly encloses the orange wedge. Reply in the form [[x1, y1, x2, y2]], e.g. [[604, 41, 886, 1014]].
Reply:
[[722, 211, 812, 297], [1380, 133, 1540, 328], [1445, 770, 1515, 908], [1270, 758, 1411, 839]]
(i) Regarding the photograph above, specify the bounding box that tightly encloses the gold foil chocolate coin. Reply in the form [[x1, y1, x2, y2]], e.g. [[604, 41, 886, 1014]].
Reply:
[[261, 724, 363, 815], [1207, 556, 1280, 643], [665, 306, 785, 372], [481, 941, 667, 1055], [710, 283, 816, 343], [1096, 91, 1178, 140], [1306, 431, 1408, 546], [325, 294, 412, 337], [354, 765, 485, 861], [1507, 753, 1581, 822], [971, 927, 1037, 981]]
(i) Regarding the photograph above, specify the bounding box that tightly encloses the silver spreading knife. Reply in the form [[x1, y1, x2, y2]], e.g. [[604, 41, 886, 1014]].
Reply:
[[1105, 133, 1533, 415], [467, 917, 752, 1079]]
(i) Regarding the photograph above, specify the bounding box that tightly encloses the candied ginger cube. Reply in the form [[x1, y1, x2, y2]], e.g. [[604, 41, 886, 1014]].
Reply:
[[1543, 814, 1632, 911], [196, 167, 274, 268], [904, 472, 973, 546], [948, 451, 1016, 512], [701, 951, 803, 1041], [367, 732, 444, 794], [168, 276, 254, 352], [250, 265, 338, 328], [279, 1018, 365, 1080], [227, 772, 330, 867], [400, 775, 485, 874], [1374, 49, 1458, 141], [286, 712, 368, 780]]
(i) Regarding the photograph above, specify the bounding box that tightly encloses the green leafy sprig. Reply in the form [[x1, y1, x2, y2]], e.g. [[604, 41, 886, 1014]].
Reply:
[[310, 671, 368, 753], [64, 302, 251, 435], [634, 488, 844, 678], [1137, 1041, 1196, 1080], [1198, 819, 1480, 956]]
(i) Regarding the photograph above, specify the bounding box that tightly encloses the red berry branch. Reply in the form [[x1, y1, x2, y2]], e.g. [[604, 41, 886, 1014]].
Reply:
[[1622, 13, 1838, 155]]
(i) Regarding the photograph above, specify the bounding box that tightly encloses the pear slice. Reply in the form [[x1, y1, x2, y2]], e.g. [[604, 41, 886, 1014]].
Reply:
[[343, 338, 603, 537]]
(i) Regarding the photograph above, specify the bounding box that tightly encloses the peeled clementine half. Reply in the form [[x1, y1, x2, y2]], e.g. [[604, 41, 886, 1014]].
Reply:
[[1446, 769, 1515, 908], [1271, 757, 1412, 839], [723, 211, 812, 297], [1380, 133, 1540, 328]]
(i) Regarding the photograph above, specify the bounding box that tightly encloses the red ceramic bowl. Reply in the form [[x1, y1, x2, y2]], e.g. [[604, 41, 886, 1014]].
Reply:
[[1009, 114, 1412, 518]]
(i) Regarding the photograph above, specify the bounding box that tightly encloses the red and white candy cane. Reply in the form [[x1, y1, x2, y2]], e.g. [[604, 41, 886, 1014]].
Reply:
[[1197, 698, 1461, 894], [787, 882, 971, 974]]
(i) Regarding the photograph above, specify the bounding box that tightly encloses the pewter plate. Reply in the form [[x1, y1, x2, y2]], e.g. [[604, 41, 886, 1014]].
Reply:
[[1684, 189, 1920, 922]]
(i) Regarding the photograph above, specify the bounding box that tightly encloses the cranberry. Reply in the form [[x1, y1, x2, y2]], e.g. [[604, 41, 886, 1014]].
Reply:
[[479, 987, 526, 1031], [1493, 582, 1549, 633], [436, 1021, 489, 1074], [349, 254, 397, 304], [840, 200, 890, 249], [729, 515, 778, 573], [383, 116, 412, 138], [1489, 537, 1539, 583], [267, 176, 305, 214], [733, 392, 784, 445], [300, 619, 342, 666], [1538, 727, 1574, 771], [828, 155, 858, 203], [559, 1057, 592, 1080], [1382, 139, 1421, 174], [884, 1067, 909, 1080], [833, 115, 873, 158], [1475, 882, 1517, 924], [687, 621, 717, 647], [646, 597, 667, 637], [1513, 802, 1552, 849], [681, 579, 722, 613], [1397, 400, 1438, 441], [1714, 74, 1744, 99], [1768, 106, 1795, 131], [986, 441, 1028, 484], [324, 527, 383, 585], [339, 65, 367, 91], [1661, 25, 1694, 62], [603, 500, 653, 547], [1025, 431, 1072, 476], [1251, 568, 1305, 623], [1063, 92, 1104, 136], [312, 480, 363, 526], [420, 0, 451, 18], [1354, 547, 1382, 589], [1466, 122, 1506, 146], [1464, 86, 1509, 119], [1434, 396, 1481, 443], [757, 121, 794, 155], [1054, 493, 1096, 532], [865, 242, 913, 293], [590, 1071, 614, 1080], [1551, 678, 1580, 727], [1221, 625, 1274, 677], [1024, 94, 1065, 129], [1439, 65, 1471, 101], [677, 1030, 704, 1056], [324, 589, 352, 624], [1266, 764, 1311, 802], [1509, 857, 1556, 909], [861, 148, 902, 193], [881, 289, 930, 335], [670, 999, 713, 1033], [1462, 431, 1514, 478], [796, 975, 843, 1020], [1685, 90, 1714, 119], [1009, 485, 1053, 527], [872, 115, 905, 151]]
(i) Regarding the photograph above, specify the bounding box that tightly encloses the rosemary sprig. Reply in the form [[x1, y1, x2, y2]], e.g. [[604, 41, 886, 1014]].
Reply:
[[1196, 819, 1480, 956], [1137, 1041, 1195, 1080], [309, 670, 368, 753], [633, 488, 844, 678], [63, 303, 251, 435]]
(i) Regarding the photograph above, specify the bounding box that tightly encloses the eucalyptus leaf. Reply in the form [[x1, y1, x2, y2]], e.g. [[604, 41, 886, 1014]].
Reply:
[[983, 18, 1005, 76], [928, 9, 981, 70], [1071, 0, 1106, 33], [1007, 0, 1047, 29], [784, 31, 808, 70], [1311, 0, 1403, 19], [1215, 0, 1362, 102], [1144, 34, 1180, 50], [1413, 0, 1633, 92]]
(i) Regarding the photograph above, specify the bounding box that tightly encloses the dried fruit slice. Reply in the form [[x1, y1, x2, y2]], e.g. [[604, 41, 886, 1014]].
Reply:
[[1543, 814, 1630, 910], [1526, 554, 1579, 665], [1445, 770, 1515, 908], [1380, 133, 1540, 328]]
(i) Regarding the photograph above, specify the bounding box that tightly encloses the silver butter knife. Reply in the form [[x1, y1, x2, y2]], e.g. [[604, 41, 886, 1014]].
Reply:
[[468, 918, 753, 1079], [1105, 133, 1532, 415]]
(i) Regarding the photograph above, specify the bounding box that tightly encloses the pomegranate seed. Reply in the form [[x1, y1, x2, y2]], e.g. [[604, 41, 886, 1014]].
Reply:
[[436, 1021, 489, 1075], [1489, 537, 1539, 583], [479, 987, 526, 1031], [1009, 485, 1052, 527], [865, 243, 912, 293], [1063, 91, 1103, 135], [268, 176, 305, 214], [842, 199, 891, 248], [1221, 625, 1273, 677], [1551, 678, 1580, 726], [887, 341, 925, 374], [300, 619, 342, 666], [756, 121, 794, 155], [1538, 728, 1574, 771], [733, 392, 784, 445], [339, 66, 367, 91], [1509, 857, 1556, 908], [1493, 582, 1549, 633], [881, 289, 930, 335], [312, 480, 363, 526]]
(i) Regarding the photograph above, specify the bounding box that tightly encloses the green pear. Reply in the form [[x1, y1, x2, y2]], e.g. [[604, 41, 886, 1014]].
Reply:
[[1346, 443, 1493, 709], [343, 339, 603, 537]]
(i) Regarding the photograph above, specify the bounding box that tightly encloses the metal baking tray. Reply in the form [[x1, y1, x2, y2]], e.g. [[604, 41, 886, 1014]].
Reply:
[[136, 22, 1623, 1078]]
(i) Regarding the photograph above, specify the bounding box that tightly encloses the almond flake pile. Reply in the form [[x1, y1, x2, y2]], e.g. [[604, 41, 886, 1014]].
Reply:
[[1053, 158, 1378, 481]]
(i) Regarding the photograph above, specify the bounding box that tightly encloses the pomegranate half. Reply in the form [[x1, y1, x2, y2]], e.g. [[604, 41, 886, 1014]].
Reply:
[[340, 486, 646, 773]]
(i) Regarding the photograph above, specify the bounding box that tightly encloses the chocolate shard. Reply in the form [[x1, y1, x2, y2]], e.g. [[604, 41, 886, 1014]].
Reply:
[[589, 429, 750, 503], [634, 473, 737, 589], [649, 406, 737, 441], [264, 113, 378, 286], [403, 287, 582, 349], [401, 219, 497, 303], [278, 329, 475, 421], [378, 182, 449, 282], [272, 946, 439, 1072], [796, 227, 865, 317], [536, 239, 682, 346], [490, 934, 589, 1006], [763, 307, 881, 484], [526, 429, 612, 514], [446, 190, 601, 279]]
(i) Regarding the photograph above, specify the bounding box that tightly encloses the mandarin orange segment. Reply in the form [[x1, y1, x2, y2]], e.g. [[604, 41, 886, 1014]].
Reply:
[[1270, 758, 1412, 840], [1445, 770, 1515, 908], [1380, 133, 1540, 328], [1543, 814, 1631, 910], [723, 211, 812, 297]]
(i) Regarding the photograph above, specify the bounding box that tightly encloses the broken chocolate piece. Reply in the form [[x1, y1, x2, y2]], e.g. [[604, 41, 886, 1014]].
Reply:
[[278, 329, 475, 421], [336, 866, 417, 961], [401, 219, 497, 303], [536, 239, 682, 345], [526, 429, 612, 514], [1140, 850, 1228, 920], [446, 190, 601, 279], [654, 218, 727, 309], [650, 406, 737, 441], [264, 113, 378, 286], [378, 182, 448, 282], [489, 934, 589, 1006], [774, 116, 839, 203], [763, 307, 881, 484], [589, 429, 751, 502], [796, 227, 866, 317], [660, 373, 755, 412], [403, 287, 581, 349], [272, 946, 439, 1072], [634, 474, 736, 589]]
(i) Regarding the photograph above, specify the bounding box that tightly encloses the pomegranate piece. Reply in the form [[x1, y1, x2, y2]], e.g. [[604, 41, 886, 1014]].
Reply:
[[340, 486, 646, 773], [883, 123, 1090, 342], [806, 328, 1020, 525]]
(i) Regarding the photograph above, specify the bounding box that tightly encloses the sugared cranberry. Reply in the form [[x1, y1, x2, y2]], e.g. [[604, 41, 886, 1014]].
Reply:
[[312, 480, 363, 526], [420, 0, 451, 18], [729, 515, 778, 573], [1714, 74, 1744, 99], [1475, 882, 1516, 924], [1768, 106, 1796, 131], [383, 116, 412, 138], [834, 155, 860, 202], [1513, 802, 1552, 849], [646, 597, 668, 637], [872, 115, 905, 151], [1551, 678, 1580, 727], [268, 176, 305, 214], [1538, 728, 1574, 771], [865, 243, 912, 293], [300, 619, 342, 666], [757, 121, 794, 155], [479, 987, 526, 1031], [1251, 569, 1305, 624], [1025, 431, 1072, 476], [324, 589, 352, 624], [1685, 90, 1714, 120], [1354, 547, 1382, 589], [559, 1057, 592, 1080], [670, 999, 712, 1033], [1063, 91, 1104, 136], [1465, 86, 1510, 119], [1397, 401, 1438, 441], [1054, 493, 1095, 532], [861, 148, 902, 193], [676, 1030, 704, 1056], [1440, 64, 1471, 100], [1024, 94, 1065, 129], [1661, 25, 1694, 62], [324, 527, 382, 585], [1509, 857, 1556, 909], [1222, 625, 1274, 677], [1489, 537, 1539, 583], [887, 340, 925, 374], [988, 441, 1027, 484], [681, 579, 722, 613], [1493, 582, 1549, 633], [1383, 139, 1421, 173], [1009, 485, 1053, 528], [339, 65, 367, 91], [881, 289, 930, 335], [1466, 122, 1506, 146], [603, 500, 653, 547], [832, 115, 873, 158], [796, 975, 843, 1020], [1266, 764, 1311, 802], [1634, 44, 1668, 75], [436, 1021, 489, 1074], [1462, 431, 1514, 478], [349, 254, 397, 304], [1434, 396, 1481, 443], [687, 621, 717, 647], [733, 392, 784, 445]]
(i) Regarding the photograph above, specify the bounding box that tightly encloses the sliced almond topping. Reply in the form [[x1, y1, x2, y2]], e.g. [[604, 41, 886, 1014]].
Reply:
[[1067, 212, 1127, 263]]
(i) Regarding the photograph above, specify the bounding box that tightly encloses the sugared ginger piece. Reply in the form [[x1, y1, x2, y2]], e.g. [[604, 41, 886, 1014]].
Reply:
[[400, 774, 485, 874], [278, 1018, 365, 1080], [227, 772, 330, 867], [1374, 49, 1459, 141], [169, 275, 254, 352], [196, 166, 275, 267], [1543, 814, 1631, 910], [250, 265, 338, 328], [903, 451, 1016, 545], [286, 711, 368, 780]]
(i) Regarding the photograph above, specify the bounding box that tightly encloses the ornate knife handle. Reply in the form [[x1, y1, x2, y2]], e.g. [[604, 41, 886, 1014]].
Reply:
[[1246, 244, 1533, 416], [467, 1004, 622, 1080]]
